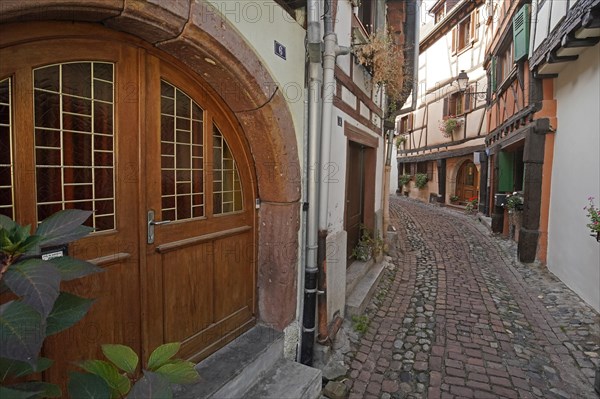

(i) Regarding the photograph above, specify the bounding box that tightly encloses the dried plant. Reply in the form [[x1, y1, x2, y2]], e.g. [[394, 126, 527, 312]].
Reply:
[[354, 29, 409, 110]]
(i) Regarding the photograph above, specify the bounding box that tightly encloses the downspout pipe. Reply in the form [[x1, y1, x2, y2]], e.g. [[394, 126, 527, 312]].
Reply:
[[317, 0, 350, 344], [300, 0, 323, 366]]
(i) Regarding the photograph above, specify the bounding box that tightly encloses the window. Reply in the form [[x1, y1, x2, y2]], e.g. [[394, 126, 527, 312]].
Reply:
[[451, 10, 479, 53], [433, 2, 446, 24], [495, 40, 514, 87], [399, 114, 413, 134], [0, 78, 13, 219], [357, 0, 375, 34], [443, 91, 469, 117], [416, 161, 433, 181], [160, 80, 205, 221], [213, 125, 243, 214], [33, 62, 115, 230]]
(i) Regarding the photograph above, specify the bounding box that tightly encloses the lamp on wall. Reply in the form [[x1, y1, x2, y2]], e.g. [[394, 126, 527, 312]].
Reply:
[[456, 70, 488, 100]]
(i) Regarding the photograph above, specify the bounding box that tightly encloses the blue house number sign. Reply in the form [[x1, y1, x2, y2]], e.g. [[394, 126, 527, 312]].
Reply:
[[274, 41, 286, 60]]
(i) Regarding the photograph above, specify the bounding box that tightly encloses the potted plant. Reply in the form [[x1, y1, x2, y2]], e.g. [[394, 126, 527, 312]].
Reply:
[[584, 196, 600, 242], [399, 174, 411, 188], [351, 226, 383, 262], [449, 194, 460, 204], [415, 173, 428, 189], [396, 135, 407, 149], [439, 117, 464, 138], [464, 196, 478, 215]]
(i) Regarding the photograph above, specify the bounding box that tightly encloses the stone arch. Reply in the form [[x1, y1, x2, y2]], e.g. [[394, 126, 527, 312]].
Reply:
[[1, 1, 301, 329]]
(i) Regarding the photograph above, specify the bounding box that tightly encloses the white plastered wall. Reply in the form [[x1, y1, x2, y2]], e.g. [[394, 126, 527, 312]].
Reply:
[[548, 45, 600, 312]]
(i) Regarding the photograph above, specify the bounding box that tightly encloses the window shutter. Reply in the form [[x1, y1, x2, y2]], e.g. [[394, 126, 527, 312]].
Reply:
[[464, 87, 472, 112], [427, 162, 434, 181], [498, 151, 515, 192], [443, 97, 449, 117], [408, 113, 414, 130], [451, 27, 457, 53], [490, 56, 497, 92], [513, 4, 530, 61], [449, 95, 457, 116], [471, 10, 479, 42]]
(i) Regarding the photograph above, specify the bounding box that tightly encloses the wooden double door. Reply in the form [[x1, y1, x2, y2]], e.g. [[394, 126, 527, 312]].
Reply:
[[0, 26, 257, 384]]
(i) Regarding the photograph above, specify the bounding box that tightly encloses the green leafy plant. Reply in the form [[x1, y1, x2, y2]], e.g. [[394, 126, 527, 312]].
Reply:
[[449, 194, 460, 203], [69, 342, 199, 399], [351, 315, 370, 335], [399, 174, 411, 187], [396, 135, 407, 149], [0, 210, 102, 398], [464, 196, 479, 215], [351, 225, 383, 262], [415, 173, 428, 189], [504, 192, 524, 212], [584, 196, 600, 241], [438, 117, 463, 138]]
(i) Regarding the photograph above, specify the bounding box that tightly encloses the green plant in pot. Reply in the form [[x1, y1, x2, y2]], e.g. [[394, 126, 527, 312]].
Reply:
[[398, 174, 411, 187], [352, 225, 383, 262], [449, 194, 460, 203], [415, 173, 428, 189], [439, 118, 463, 138]]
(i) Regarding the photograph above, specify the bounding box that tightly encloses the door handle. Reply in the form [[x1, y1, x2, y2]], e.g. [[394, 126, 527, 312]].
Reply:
[[147, 210, 171, 244]]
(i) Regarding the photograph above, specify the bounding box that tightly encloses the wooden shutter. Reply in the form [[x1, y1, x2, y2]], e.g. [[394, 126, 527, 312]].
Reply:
[[451, 27, 457, 54], [470, 10, 479, 42], [408, 113, 414, 130], [464, 86, 472, 112], [427, 161, 434, 181], [449, 95, 457, 116], [490, 56, 497, 92], [513, 4, 530, 61], [443, 96, 449, 117]]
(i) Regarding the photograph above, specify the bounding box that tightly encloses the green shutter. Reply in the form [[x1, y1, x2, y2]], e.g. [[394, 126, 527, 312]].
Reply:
[[513, 4, 530, 61], [490, 56, 497, 92], [498, 152, 515, 192]]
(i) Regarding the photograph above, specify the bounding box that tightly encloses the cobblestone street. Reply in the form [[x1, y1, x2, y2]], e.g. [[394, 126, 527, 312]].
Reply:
[[344, 196, 600, 399]]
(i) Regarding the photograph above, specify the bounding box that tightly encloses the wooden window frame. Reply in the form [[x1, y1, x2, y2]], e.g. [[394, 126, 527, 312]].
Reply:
[[451, 10, 479, 54], [443, 91, 467, 118]]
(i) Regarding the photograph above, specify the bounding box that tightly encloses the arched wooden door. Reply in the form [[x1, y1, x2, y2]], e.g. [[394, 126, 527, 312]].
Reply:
[[0, 27, 257, 385], [456, 160, 479, 202]]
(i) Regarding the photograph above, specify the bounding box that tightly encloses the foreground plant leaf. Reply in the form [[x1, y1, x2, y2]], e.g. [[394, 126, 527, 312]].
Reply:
[[68, 372, 111, 399], [0, 356, 53, 380], [101, 344, 139, 375], [3, 259, 61, 318], [36, 210, 93, 247], [46, 292, 95, 336], [147, 342, 180, 371], [0, 301, 44, 365]]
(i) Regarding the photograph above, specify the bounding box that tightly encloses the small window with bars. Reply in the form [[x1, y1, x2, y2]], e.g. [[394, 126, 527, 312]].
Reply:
[[160, 80, 205, 222], [33, 62, 115, 230], [0, 78, 13, 219]]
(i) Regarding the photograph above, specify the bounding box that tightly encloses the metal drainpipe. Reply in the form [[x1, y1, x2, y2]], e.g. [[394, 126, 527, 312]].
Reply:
[[316, 0, 350, 344], [300, 0, 322, 366]]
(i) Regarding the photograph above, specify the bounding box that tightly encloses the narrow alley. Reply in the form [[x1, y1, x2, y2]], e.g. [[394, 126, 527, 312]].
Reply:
[[344, 196, 600, 399]]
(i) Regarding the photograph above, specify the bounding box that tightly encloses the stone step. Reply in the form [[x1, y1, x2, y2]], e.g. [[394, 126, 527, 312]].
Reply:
[[345, 260, 386, 317], [173, 325, 283, 399], [244, 358, 323, 399]]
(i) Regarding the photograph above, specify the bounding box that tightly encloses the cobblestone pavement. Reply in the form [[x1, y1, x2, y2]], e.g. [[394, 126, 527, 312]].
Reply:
[[344, 196, 600, 399]]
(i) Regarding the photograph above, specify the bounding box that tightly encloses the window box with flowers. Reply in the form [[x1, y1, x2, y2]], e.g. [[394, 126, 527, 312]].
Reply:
[[584, 196, 600, 242], [438, 117, 464, 138]]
